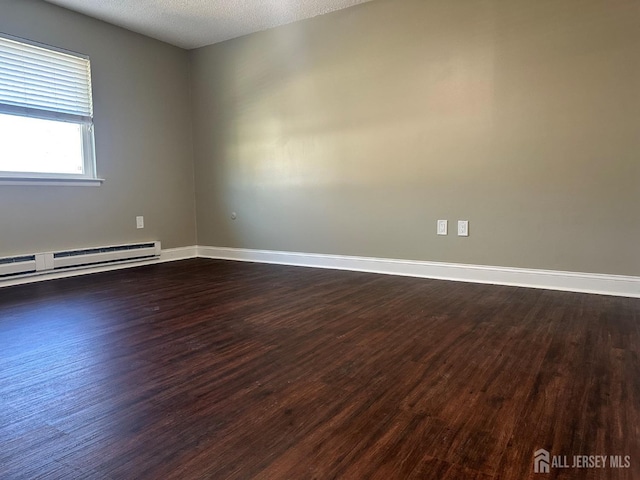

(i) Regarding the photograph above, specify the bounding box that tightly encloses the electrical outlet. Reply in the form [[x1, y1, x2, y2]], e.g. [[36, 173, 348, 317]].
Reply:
[[136, 216, 144, 229], [457, 220, 469, 237], [437, 220, 448, 236]]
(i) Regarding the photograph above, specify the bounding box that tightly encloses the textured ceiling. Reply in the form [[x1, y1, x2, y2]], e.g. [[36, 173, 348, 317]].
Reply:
[[44, 0, 374, 49]]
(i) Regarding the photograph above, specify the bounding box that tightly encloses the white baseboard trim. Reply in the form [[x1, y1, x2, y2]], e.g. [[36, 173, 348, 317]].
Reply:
[[0, 246, 198, 289], [160, 246, 199, 262], [3, 244, 638, 298], [197, 246, 640, 298]]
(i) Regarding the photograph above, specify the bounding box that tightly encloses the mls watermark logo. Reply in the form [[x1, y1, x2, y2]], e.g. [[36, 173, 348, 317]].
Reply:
[[533, 448, 631, 473], [534, 449, 550, 473]]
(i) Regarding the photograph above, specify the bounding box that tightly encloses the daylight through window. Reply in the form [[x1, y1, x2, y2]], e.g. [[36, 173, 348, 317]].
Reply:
[[0, 34, 96, 180]]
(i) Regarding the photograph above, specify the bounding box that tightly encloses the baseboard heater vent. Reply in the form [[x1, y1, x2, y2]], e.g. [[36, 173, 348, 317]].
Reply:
[[53, 242, 160, 270], [0, 255, 37, 278], [0, 242, 161, 279]]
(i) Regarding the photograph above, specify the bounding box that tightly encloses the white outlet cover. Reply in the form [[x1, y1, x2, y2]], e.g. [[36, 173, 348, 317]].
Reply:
[[437, 220, 448, 235], [136, 216, 144, 229], [458, 220, 469, 237]]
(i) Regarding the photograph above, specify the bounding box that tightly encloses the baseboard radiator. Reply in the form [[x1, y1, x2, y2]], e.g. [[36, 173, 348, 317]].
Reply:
[[0, 241, 161, 278]]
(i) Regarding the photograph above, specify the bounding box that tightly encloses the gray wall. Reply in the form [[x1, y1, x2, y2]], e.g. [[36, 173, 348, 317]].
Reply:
[[0, 0, 196, 254], [1, 0, 638, 277], [190, 0, 640, 276]]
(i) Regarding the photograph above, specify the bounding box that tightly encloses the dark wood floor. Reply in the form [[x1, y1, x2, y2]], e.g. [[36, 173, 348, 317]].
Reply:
[[0, 259, 638, 479]]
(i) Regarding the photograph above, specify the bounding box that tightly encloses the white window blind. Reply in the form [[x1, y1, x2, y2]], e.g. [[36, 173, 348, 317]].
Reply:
[[0, 35, 93, 124]]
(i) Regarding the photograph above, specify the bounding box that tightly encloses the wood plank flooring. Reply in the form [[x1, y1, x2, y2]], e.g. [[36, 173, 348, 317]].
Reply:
[[0, 258, 638, 479]]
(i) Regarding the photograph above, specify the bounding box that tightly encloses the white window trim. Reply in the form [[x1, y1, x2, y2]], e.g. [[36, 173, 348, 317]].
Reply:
[[0, 33, 102, 185], [0, 177, 104, 187]]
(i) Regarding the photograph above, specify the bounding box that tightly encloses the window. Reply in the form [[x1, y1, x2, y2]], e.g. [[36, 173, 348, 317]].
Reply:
[[0, 34, 99, 183]]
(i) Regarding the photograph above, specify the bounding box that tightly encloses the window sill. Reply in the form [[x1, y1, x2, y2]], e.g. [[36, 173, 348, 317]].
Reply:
[[0, 176, 105, 187]]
